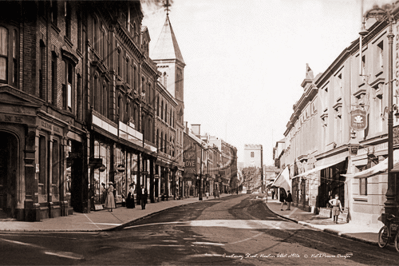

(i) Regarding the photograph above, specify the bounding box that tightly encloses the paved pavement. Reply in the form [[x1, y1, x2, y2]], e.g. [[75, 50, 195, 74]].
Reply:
[[0, 194, 383, 248], [0, 194, 231, 232], [264, 198, 381, 246]]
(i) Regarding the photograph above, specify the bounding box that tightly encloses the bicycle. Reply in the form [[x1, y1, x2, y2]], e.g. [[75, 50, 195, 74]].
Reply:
[[378, 213, 399, 252]]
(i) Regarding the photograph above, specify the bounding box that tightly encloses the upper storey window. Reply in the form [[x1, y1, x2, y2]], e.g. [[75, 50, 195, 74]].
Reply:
[[0, 26, 18, 87], [377, 41, 384, 70], [51, 1, 58, 26], [65, 2, 72, 40], [0, 27, 8, 83]]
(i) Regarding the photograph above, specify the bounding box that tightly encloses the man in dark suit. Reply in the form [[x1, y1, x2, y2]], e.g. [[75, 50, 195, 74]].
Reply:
[[140, 185, 148, 210]]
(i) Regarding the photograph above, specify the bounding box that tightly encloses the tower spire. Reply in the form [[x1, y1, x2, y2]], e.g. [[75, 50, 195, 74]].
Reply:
[[164, 0, 171, 16]]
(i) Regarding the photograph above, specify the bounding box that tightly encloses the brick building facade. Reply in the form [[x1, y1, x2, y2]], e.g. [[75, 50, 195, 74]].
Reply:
[[0, 1, 161, 221]]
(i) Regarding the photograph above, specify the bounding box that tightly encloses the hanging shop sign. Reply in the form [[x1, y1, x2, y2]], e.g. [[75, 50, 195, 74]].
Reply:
[[351, 108, 367, 131], [99, 164, 106, 172], [117, 164, 125, 173]]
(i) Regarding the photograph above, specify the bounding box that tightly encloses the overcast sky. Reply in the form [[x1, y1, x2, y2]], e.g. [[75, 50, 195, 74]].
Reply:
[[141, 0, 392, 165]]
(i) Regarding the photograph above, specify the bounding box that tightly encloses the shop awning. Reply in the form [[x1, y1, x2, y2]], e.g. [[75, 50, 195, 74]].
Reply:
[[272, 167, 291, 192], [293, 156, 347, 179], [342, 158, 391, 179]]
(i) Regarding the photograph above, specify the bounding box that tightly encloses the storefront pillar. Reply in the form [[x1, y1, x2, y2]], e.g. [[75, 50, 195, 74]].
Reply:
[[165, 168, 169, 200], [137, 153, 141, 205], [150, 159, 155, 203], [24, 128, 40, 221]]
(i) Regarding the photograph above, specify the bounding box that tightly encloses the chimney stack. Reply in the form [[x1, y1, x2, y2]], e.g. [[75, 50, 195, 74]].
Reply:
[[191, 124, 201, 137]]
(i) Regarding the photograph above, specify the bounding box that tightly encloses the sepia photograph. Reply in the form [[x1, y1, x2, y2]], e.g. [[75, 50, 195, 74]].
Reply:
[[0, 0, 399, 265]]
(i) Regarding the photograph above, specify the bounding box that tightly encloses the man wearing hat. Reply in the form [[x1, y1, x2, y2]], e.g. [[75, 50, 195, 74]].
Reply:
[[140, 185, 148, 210], [285, 190, 293, 211]]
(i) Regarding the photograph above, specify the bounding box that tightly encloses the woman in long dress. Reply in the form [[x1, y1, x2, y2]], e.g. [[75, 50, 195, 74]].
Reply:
[[104, 182, 116, 212]]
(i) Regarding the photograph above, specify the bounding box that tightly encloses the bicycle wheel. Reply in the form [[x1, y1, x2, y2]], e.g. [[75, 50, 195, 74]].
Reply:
[[395, 232, 399, 252], [378, 226, 389, 248]]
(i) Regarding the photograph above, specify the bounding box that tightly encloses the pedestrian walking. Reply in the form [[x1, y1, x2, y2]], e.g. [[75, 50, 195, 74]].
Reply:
[[285, 190, 293, 210], [104, 182, 115, 212], [126, 183, 135, 209], [140, 185, 148, 210], [271, 190, 275, 200], [329, 194, 343, 223], [279, 190, 286, 211]]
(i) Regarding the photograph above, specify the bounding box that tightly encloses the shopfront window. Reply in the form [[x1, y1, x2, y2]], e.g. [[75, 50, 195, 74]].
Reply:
[[114, 147, 126, 204], [38, 135, 47, 203], [128, 153, 138, 192], [93, 141, 110, 204], [52, 139, 60, 202]]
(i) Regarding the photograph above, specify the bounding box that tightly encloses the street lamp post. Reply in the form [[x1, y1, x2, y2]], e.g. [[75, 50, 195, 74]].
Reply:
[[363, 3, 399, 221]]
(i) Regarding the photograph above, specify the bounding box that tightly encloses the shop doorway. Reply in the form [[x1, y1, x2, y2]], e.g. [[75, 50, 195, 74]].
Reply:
[[318, 160, 347, 208], [67, 140, 87, 212], [0, 132, 17, 218]]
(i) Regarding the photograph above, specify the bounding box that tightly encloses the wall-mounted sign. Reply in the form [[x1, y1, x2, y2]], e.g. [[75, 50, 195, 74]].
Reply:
[[351, 109, 367, 131]]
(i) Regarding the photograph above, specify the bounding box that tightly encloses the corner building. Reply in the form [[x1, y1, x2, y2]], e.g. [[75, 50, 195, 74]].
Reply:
[[151, 15, 185, 200]]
